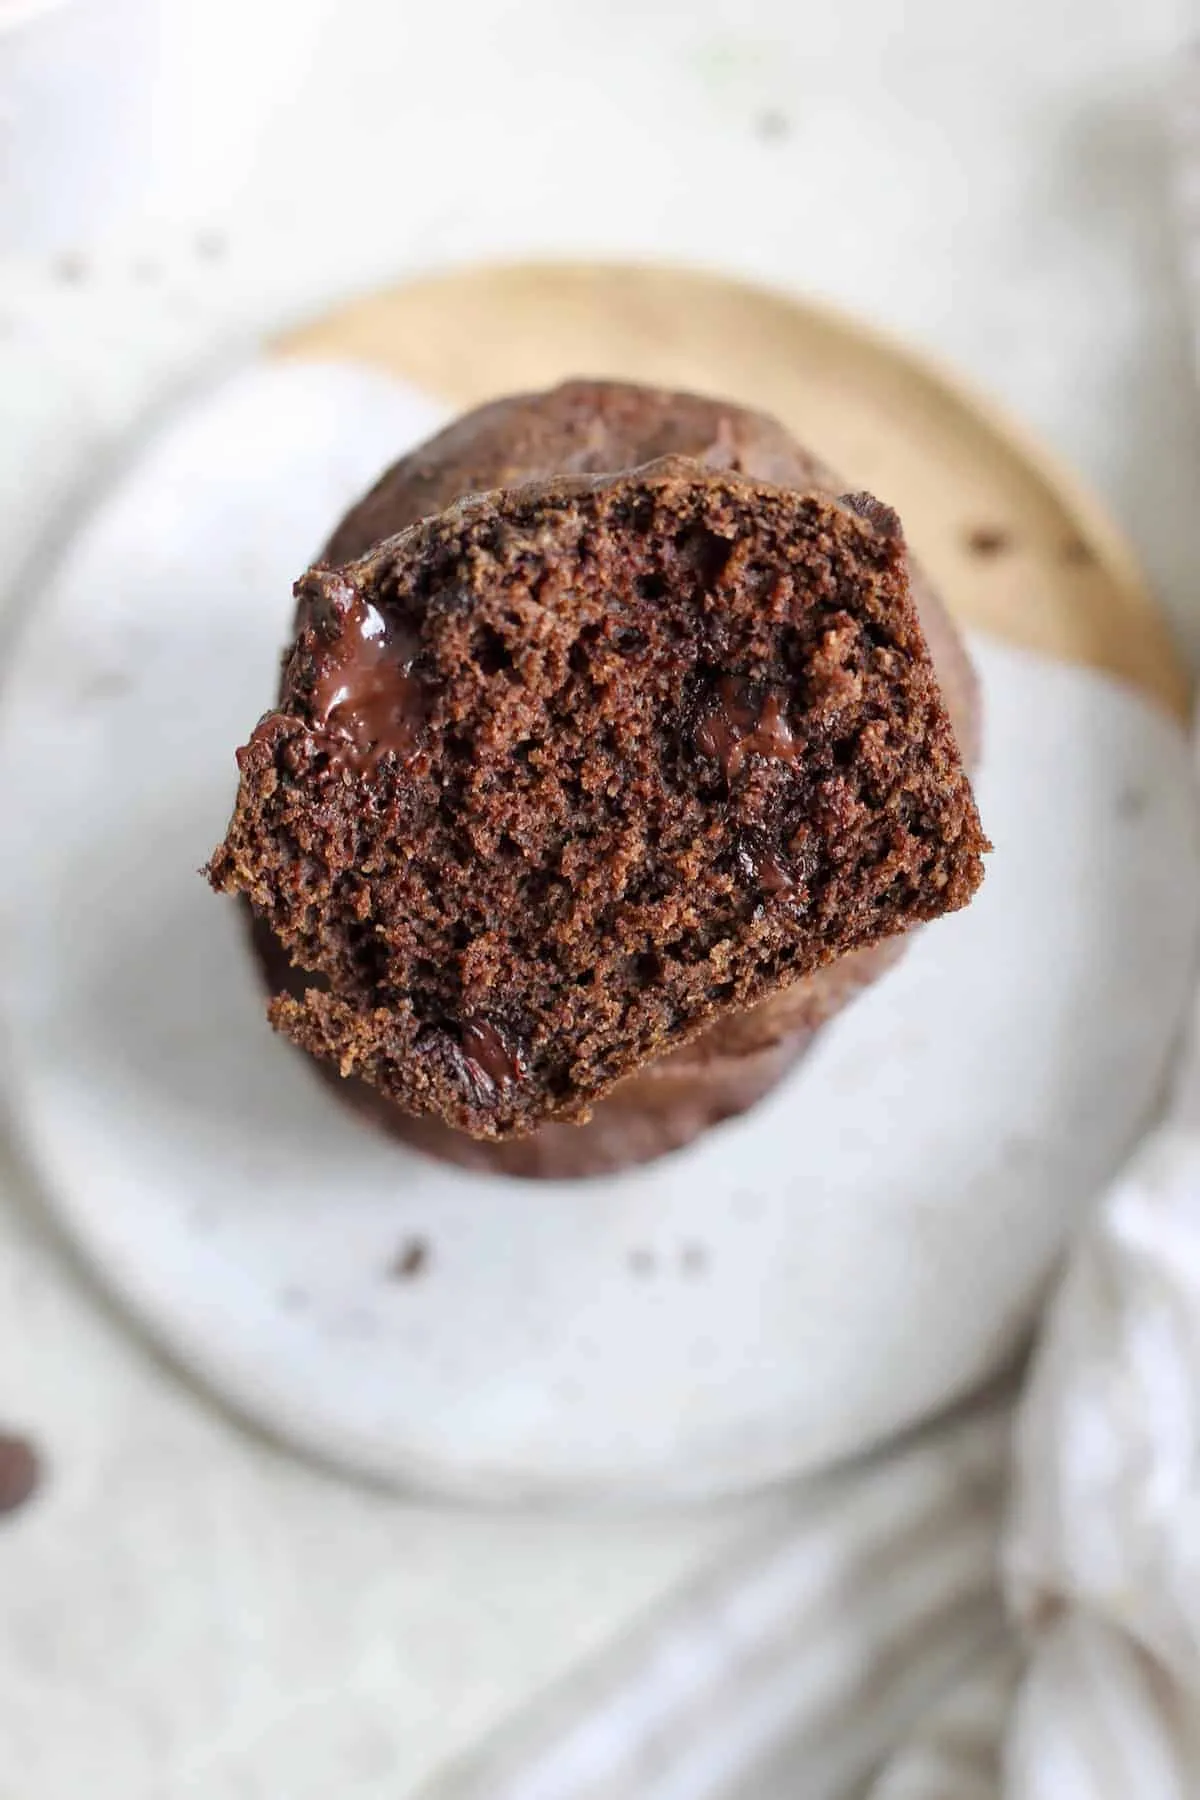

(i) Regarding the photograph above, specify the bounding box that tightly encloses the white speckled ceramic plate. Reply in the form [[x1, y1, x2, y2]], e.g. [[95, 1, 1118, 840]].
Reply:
[[0, 273, 1195, 1500]]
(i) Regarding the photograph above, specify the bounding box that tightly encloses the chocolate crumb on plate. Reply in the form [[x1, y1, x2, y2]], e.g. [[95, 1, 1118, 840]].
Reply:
[[391, 1237, 431, 1280]]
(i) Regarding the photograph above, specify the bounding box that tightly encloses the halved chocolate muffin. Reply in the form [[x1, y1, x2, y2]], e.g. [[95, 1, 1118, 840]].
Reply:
[[210, 382, 985, 1174]]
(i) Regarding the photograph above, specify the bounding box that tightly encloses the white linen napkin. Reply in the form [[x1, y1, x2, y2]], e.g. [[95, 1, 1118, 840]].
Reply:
[[419, 1397, 1013, 1800]]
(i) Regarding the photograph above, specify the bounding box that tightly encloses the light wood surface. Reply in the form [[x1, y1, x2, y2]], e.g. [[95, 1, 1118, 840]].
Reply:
[[279, 261, 1191, 721]]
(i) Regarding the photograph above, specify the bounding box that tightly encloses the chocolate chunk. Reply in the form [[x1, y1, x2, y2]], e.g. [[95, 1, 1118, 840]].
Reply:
[[735, 833, 794, 895], [305, 575, 431, 773], [694, 676, 800, 780], [414, 1014, 527, 1109], [458, 1016, 525, 1096]]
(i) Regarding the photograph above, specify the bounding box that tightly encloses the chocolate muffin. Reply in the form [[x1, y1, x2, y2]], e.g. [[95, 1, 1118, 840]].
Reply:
[[320, 381, 980, 1070], [211, 383, 987, 1159]]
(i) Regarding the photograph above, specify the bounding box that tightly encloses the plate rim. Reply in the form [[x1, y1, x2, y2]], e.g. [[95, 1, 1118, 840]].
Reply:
[[275, 256, 1192, 722]]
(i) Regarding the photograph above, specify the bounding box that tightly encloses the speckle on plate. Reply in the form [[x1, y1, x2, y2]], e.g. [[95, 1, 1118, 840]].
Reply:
[[965, 525, 1011, 558], [1060, 537, 1095, 567], [681, 1242, 709, 1277], [1117, 786, 1149, 821], [756, 110, 791, 142]]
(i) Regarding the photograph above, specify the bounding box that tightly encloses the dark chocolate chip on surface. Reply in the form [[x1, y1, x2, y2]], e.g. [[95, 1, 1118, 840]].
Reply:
[[0, 1433, 41, 1519]]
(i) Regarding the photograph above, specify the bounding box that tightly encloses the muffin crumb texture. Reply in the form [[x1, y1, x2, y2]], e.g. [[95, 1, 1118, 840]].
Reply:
[[211, 454, 986, 1139]]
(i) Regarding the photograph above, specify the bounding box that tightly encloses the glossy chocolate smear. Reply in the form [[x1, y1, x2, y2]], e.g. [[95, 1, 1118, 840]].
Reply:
[[694, 676, 799, 780], [307, 576, 431, 773]]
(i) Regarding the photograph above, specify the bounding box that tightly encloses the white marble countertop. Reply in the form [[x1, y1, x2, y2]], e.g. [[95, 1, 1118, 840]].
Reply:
[[0, 2, 1197, 1794]]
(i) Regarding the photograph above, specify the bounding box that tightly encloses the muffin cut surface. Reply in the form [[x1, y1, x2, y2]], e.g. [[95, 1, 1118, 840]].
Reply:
[[210, 458, 986, 1138]]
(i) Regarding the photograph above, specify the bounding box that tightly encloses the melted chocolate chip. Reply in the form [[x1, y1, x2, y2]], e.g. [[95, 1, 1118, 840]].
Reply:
[[422, 1015, 528, 1106], [694, 677, 799, 780], [306, 576, 431, 773], [840, 492, 903, 543], [460, 1017, 525, 1092], [0, 1433, 41, 1519], [735, 834, 794, 895]]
